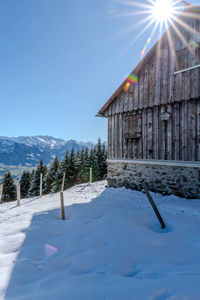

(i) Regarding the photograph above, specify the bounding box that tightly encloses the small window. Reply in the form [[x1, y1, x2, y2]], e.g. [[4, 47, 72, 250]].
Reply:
[[124, 114, 142, 139]]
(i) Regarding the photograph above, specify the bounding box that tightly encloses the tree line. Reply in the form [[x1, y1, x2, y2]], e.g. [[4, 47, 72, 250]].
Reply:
[[1, 138, 107, 202]]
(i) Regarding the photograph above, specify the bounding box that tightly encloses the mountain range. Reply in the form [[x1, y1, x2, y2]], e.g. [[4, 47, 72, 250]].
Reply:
[[0, 136, 94, 167]]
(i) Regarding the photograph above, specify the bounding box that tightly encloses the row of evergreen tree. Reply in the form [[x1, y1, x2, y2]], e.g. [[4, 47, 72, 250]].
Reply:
[[1, 138, 107, 202]]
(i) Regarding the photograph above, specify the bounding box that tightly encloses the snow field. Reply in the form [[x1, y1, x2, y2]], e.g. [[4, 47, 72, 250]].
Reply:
[[0, 181, 200, 299]]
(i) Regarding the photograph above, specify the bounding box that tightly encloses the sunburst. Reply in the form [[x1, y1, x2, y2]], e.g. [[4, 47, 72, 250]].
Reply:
[[112, 0, 185, 57]]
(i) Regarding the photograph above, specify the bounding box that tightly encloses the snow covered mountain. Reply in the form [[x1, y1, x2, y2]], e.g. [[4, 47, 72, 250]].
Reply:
[[0, 136, 94, 166]]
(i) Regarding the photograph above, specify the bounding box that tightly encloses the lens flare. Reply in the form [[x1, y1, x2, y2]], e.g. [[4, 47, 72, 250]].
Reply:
[[126, 74, 138, 85], [151, 0, 176, 23], [45, 244, 58, 257], [124, 82, 130, 92]]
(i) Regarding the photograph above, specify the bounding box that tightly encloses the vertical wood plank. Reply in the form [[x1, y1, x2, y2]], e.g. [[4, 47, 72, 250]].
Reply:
[[169, 48, 175, 102], [115, 114, 118, 158], [139, 73, 144, 109], [90, 168, 93, 183], [123, 92, 128, 112], [147, 108, 153, 159], [40, 173, 43, 198], [187, 101, 196, 161], [142, 109, 147, 159], [17, 184, 21, 207], [181, 101, 187, 160], [123, 115, 127, 158], [160, 106, 166, 159], [133, 80, 139, 110], [155, 56, 161, 106], [108, 117, 112, 159], [173, 103, 180, 160], [149, 60, 154, 107], [119, 113, 123, 158], [166, 104, 172, 160], [129, 85, 134, 112], [62, 172, 66, 192], [60, 192, 66, 220], [144, 67, 149, 108], [111, 115, 115, 158], [153, 106, 159, 159]]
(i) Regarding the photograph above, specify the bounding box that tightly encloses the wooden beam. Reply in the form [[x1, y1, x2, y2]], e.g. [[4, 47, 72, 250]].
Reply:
[[174, 64, 200, 74], [142, 182, 166, 229], [17, 184, 21, 207], [60, 192, 66, 220]]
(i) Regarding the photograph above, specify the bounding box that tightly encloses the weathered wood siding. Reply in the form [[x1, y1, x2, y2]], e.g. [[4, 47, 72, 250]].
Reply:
[[103, 17, 200, 116], [104, 13, 200, 162], [108, 99, 200, 161]]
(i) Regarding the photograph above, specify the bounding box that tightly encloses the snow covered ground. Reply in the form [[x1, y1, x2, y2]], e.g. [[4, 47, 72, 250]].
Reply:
[[1, 181, 200, 300]]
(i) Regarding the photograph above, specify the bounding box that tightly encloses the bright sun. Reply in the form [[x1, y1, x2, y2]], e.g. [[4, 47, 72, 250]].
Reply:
[[151, 0, 176, 23]]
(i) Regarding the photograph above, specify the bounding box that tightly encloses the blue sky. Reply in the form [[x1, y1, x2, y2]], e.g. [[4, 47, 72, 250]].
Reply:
[[0, 0, 198, 142]]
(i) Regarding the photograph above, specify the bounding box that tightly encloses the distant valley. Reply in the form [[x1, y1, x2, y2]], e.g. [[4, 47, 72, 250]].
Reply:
[[0, 136, 94, 181]]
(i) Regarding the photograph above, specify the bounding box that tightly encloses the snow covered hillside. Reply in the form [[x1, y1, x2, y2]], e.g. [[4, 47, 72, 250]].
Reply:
[[1, 181, 200, 300]]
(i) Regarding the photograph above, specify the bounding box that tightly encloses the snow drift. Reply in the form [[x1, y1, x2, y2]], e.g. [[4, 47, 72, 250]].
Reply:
[[0, 181, 200, 300]]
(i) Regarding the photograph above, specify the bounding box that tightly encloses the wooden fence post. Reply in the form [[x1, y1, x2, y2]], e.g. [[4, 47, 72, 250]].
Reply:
[[60, 192, 65, 220], [142, 182, 166, 229], [17, 183, 21, 206], [0, 184, 3, 204], [62, 172, 65, 192], [90, 168, 92, 183], [40, 173, 43, 197]]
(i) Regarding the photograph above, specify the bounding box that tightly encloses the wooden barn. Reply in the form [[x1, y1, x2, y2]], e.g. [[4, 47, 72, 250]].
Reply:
[[98, 6, 200, 198]]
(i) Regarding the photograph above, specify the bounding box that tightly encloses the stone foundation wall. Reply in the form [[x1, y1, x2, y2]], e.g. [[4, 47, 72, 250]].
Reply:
[[107, 159, 200, 198]]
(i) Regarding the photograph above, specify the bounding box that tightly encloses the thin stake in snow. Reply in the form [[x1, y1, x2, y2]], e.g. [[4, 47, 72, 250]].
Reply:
[[142, 182, 166, 229], [90, 168, 93, 183], [0, 184, 3, 204], [62, 172, 65, 192], [40, 173, 43, 197], [60, 192, 65, 220], [17, 183, 21, 206]]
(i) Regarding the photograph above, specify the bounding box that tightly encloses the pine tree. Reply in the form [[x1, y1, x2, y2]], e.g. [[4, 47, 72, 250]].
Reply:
[[2, 172, 16, 202], [95, 138, 107, 180], [101, 143, 107, 179], [77, 148, 87, 182], [89, 147, 99, 181], [28, 160, 47, 196], [53, 150, 69, 192], [44, 157, 60, 194], [19, 171, 31, 198], [68, 148, 77, 185]]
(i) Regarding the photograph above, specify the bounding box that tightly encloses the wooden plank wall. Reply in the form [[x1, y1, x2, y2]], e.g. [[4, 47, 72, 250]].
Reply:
[[108, 99, 200, 161], [103, 18, 200, 117], [104, 62, 200, 116]]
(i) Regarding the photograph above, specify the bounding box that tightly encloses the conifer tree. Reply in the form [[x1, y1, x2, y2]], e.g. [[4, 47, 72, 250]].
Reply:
[[53, 150, 69, 192], [89, 147, 99, 181], [94, 138, 107, 180], [101, 143, 107, 179], [68, 148, 77, 185], [44, 156, 59, 194], [19, 171, 31, 198], [28, 160, 47, 196], [2, 172, 16, 202], [82, 147, 90, 182], [30, 170, 35, 182], [77, 148, 87, 182]]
